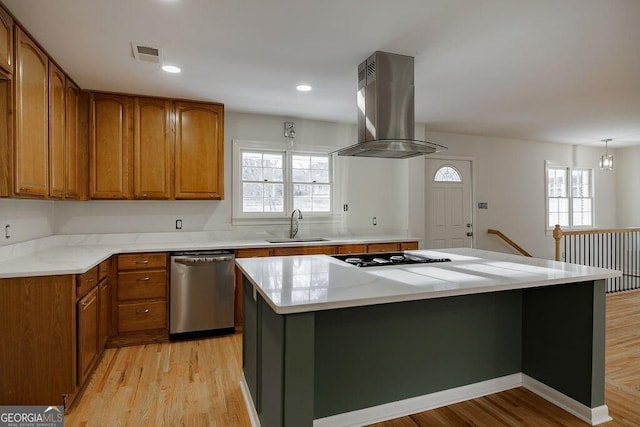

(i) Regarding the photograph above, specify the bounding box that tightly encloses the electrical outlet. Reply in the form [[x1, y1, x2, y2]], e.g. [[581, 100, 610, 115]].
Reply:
[[175, 219, 183, 230], [372, 216, 377, 226], [343, 204, 349, 212]]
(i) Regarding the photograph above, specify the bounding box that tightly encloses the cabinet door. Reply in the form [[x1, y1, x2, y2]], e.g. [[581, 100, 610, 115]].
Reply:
[[98, 278, 110, 350], [65, 81, 81, 199], [0, 71, 11, 197], [48, 62, 66, 198], [174, 101, 224, 199], [77, 286, 98, 385], [0, 7, 12, 73], [14, 28, 48, 197], [89, 93, 132, 199], [133, 97, 172, 199]]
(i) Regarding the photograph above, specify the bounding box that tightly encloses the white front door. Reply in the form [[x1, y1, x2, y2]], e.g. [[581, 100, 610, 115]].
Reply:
[[425, 159, 473, 249]]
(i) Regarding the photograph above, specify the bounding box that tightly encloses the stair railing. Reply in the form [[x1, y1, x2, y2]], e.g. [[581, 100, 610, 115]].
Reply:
[[553, 224, 640, 292], [487, 229, 532, 257]]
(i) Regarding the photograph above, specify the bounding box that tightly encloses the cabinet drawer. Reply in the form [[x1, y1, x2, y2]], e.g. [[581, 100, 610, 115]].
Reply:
[[367, 242, 400, 253], [117, 301, 166, 333], [117, 270, 167, 301], [272, 245, 337, 256], [338, 244, 367, 254], [236, 248, 273, 258], [77, 266, 99, 299], [400, 241, 419, 251], [118, 253, 167, 271], [98, 258, 111, 280]]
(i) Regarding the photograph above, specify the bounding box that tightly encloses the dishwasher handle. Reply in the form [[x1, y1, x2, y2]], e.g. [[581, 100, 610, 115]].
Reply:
[[173, 255, 234, 265]]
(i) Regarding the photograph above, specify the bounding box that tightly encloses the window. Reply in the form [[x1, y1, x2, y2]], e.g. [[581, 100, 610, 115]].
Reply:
[[434, 166, 462, 182], [292, 154, 331, 212], [234, 140, 334, 219], [546, 165, 593, 228], [241, 151, 284, 212]]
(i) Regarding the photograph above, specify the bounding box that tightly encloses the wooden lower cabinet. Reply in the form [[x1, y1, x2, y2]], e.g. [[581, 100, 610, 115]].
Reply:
[[0, 275, 75, 406], [367, 242, 400, 253], [338, 244, 367, 254], [272, 245, 338, 256], [400, 241, 419, 251], [97, 258, 112, 350], [112, 252, 168, 346], [77, 286, 99, 385]]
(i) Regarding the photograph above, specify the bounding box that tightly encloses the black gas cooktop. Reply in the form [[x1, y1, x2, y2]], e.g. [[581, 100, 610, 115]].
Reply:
[[332, 252, 451, 268]]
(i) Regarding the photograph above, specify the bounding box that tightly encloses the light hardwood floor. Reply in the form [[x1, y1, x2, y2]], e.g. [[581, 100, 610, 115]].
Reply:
[[67, 290, 640, 426]]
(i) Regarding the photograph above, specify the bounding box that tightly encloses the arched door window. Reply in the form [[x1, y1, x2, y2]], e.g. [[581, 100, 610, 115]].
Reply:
[[433, 166, 462, 183]]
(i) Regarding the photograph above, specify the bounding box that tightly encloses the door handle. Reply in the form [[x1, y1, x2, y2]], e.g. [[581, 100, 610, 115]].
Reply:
[[174, 256, 233, 265]]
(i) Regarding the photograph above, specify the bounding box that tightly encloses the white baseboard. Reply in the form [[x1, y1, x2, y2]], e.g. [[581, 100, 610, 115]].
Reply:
[[522, 375, 612, 426], [239, 376, 261, 427], [313, 373, 522, 427], [241, 372, 610, 427]]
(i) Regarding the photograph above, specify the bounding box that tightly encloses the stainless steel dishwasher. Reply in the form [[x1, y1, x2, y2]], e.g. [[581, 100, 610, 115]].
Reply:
[[170, 251, 235, 340]]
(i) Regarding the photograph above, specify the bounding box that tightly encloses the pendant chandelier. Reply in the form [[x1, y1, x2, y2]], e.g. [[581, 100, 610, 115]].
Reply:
[[599, 139, 613, 170]]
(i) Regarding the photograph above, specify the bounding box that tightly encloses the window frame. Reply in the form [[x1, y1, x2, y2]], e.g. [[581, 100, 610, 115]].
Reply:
[[545, 161, 595, 230], [232, 139, 339, 223]]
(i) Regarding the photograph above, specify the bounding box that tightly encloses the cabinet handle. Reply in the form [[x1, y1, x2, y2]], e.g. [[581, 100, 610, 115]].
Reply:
[[143, 194, 148, 198], [136, 309, 150, 314], [86, 278, 94, 282], [137, 277, 150, 281], [136, 260, 149, 264]]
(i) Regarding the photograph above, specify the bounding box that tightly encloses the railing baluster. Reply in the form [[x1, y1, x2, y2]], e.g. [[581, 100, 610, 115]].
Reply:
[[553, 226, 640, 293]]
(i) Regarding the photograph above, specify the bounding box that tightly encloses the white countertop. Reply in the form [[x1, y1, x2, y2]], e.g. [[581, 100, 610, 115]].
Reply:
[[0, 232, 418, 279], [235, 248, 622, 314]]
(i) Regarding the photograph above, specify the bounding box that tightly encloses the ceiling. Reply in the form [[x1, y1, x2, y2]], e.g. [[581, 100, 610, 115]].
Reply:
[[4, 0, 640, 147]]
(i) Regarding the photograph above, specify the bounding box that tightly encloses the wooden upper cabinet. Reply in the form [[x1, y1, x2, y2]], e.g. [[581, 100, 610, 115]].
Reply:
[[174, 101, 224, 200], [65, 80, 82, 199], [90, 93, 132, 199], [0, 8, 12, 73], [133, 97, 172, 199], [14, 28, 48, 197], [48, 62, 66, 199]]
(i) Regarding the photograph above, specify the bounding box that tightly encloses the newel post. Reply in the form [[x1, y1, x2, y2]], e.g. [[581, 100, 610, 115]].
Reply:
[[553, 224, 562, 261]]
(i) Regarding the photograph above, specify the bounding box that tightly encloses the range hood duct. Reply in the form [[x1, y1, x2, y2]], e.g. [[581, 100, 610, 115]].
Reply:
[[334, 51, 446, 159]]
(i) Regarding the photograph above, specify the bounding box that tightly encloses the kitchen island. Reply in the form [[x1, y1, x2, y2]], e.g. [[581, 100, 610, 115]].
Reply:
[[235, 248, 621, 426]]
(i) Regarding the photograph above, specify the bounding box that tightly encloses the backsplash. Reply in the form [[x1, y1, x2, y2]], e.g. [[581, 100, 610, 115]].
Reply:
[[0, 199, 55, 246]]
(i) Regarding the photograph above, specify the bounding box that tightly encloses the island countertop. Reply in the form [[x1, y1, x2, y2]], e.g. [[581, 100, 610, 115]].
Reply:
[[235, 248, 622, 314]]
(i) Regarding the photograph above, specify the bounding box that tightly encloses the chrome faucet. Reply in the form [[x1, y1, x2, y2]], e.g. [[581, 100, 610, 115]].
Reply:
[[290, 209, 303, 238]]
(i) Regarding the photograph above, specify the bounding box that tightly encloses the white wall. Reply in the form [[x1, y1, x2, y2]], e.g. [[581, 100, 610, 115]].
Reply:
[[54, 112, 409, 237], [407, 131, 618, 259], [0, 199, 55, 245], [1, 113, 624, 255], [615, 146, 640, 227]]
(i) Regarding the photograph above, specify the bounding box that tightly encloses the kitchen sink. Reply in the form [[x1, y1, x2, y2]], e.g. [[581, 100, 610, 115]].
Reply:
[[265, 237, 330, 244]]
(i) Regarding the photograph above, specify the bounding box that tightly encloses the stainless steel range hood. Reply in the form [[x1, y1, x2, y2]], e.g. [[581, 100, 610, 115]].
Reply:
[[333, 51, 446, 159]]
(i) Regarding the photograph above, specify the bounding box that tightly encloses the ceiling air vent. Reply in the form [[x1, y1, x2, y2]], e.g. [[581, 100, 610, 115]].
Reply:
[[131, 42, 163, 64]]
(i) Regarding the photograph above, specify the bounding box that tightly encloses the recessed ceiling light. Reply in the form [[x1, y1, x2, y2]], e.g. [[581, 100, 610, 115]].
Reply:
[[162, 64, 181, 73], [296, 84, 312, 92]]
